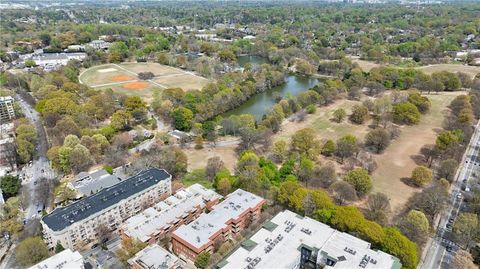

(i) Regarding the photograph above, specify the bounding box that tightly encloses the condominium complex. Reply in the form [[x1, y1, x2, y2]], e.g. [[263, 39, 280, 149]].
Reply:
[[219, 210, 402, 269], [0, 96, 15, 121], [120, 183, 222, 244], [41, 168, 172, 250], [172, 189, 266, 260], [28, 249, 85, 269], [128, 244, 181, 269]]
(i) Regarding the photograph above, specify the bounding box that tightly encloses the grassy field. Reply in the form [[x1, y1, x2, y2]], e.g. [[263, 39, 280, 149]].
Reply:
[[275, 98, 371, 142], [184, 145, 237, 172], [351, 58, 480, 78], [372, 91, 465, 213], [79, 62, 210, 102]]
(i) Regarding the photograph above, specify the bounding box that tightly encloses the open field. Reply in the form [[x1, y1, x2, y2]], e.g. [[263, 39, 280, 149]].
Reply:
[[275, 98, 371, 142], [351, 57, 480, 78], [184, 145, 237, 172], [372, 91, 465, 213], [416, 64, 480, 78], [79, 62, 210, 101]]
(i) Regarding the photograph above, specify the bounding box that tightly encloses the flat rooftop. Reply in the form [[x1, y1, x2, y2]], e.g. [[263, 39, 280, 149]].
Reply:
[[122, 184, 221, 242], [42, 168, 171, 232], [128, 244, 179, 269], [220, 210, 401, 269], [173, 189, 264, 249], [72, 169, 126, 197], [28, 249, 84, 269]]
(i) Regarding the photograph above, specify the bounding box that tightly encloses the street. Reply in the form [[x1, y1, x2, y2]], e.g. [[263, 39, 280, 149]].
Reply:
[[0, 93, 57, 269], [419, 120, 480, 269]]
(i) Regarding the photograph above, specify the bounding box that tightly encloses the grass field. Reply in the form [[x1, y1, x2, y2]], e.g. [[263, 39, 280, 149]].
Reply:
[[184, 145, 237, 172], [275, 98, 371, 142], [79, 62, 210, 102], [372, 91, 465, 213], [351, 58, 480, 78]]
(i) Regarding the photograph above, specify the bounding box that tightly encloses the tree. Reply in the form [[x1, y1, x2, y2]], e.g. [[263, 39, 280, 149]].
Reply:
[[55, 242, 65, 253], [392, 102, 421, 125], [435, 130, 463, 151], [453, 213, 478, 248], [381, 228, 419, 269], [407, 184, 448, 219], [206, 157, 224, 181], [194, 251, 211, 269], [110, 110, 132, 131], [349, 104, 369, 124], [321, 139, 336, 157], [24, 59, 36, 67], [15, 237, 49, 267], [451, 250, 477, 269], [171, 107, 194, 131], [297, 157, 315, 187], [314, 162, 337, 188], [271, 140, 287, 163], [398, 210, 429, 245], [290, 128, 321, 160], [329, 181, 357, 205], [365, 129, 391, 153], [343, 168, 372, 197], [216, 177, 232, 196], [0, 175, 21, 199], [116, 237, 147, 264], [69, 144, 94, 173], [138, 72, 154, 80], [335, 134, 359, 161], [437, 159, 458, 182], [367, 192, 391, 213], [332, 108, 346, 123], [410, 166, 432, 187], [407, 91, 431, 114]]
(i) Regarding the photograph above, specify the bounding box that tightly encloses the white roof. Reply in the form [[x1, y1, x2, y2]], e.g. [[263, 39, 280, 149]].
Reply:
[[173, 189, 264, 249], [28, 249, 84, 269], [128, 245, 178, 269], [221, 210, 401, 269], [122, 184, 221, 242]]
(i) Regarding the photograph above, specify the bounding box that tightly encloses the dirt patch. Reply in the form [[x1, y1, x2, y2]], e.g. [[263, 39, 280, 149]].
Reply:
[[111, 75, 134, 82], [122, 82, 148, 90]]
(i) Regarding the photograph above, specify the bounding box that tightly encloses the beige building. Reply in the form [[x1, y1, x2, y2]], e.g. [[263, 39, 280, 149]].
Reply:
[[41, 168, 172, 250], [28, 249, 85, 269], [120, 183, 221, 244], [128, 244, 181, 269]]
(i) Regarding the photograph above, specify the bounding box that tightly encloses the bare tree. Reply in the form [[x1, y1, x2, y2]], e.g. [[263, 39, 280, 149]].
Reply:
[[206, 157, 224, 181]]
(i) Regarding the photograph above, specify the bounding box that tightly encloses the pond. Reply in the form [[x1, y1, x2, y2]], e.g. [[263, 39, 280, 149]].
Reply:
[[223, 56, 318, 120]]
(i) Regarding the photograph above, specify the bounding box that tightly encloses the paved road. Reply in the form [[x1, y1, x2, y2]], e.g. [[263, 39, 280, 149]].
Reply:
[[15, 94, 56, 220], [419, 120, 480, 269]]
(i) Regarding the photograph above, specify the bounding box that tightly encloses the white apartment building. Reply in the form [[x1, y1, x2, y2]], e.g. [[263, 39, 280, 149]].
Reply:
[[41, 168, 172, 250], [28, 249, 85, 269], [0, 96, 15, 121], [128, 244, 181, 269], [120, 183, 221, 244], [219, 210, 402, 269]]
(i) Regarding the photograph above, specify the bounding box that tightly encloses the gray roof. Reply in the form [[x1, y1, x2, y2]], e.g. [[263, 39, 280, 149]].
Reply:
[[42, 168, 171, 232], [73, 169, 125, 197]]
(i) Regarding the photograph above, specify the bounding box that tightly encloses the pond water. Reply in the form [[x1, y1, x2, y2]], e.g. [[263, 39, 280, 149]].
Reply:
[[223, 55, 318, 120]]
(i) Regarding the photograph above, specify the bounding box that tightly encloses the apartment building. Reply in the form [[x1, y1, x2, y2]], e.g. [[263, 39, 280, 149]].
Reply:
[[68, 168, 126, 198], [41, 168, 172, 250], [171, 189, 266, 261], [28, 249, 85, 269], [120, 183, 222, 244], [128, 245, 181, 269], [219, 210, 402, 269], [0, 96, 15, 121]]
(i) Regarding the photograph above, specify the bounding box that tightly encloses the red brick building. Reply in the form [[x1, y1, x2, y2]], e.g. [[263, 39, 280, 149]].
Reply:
[[171, 189, 266, 260]]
